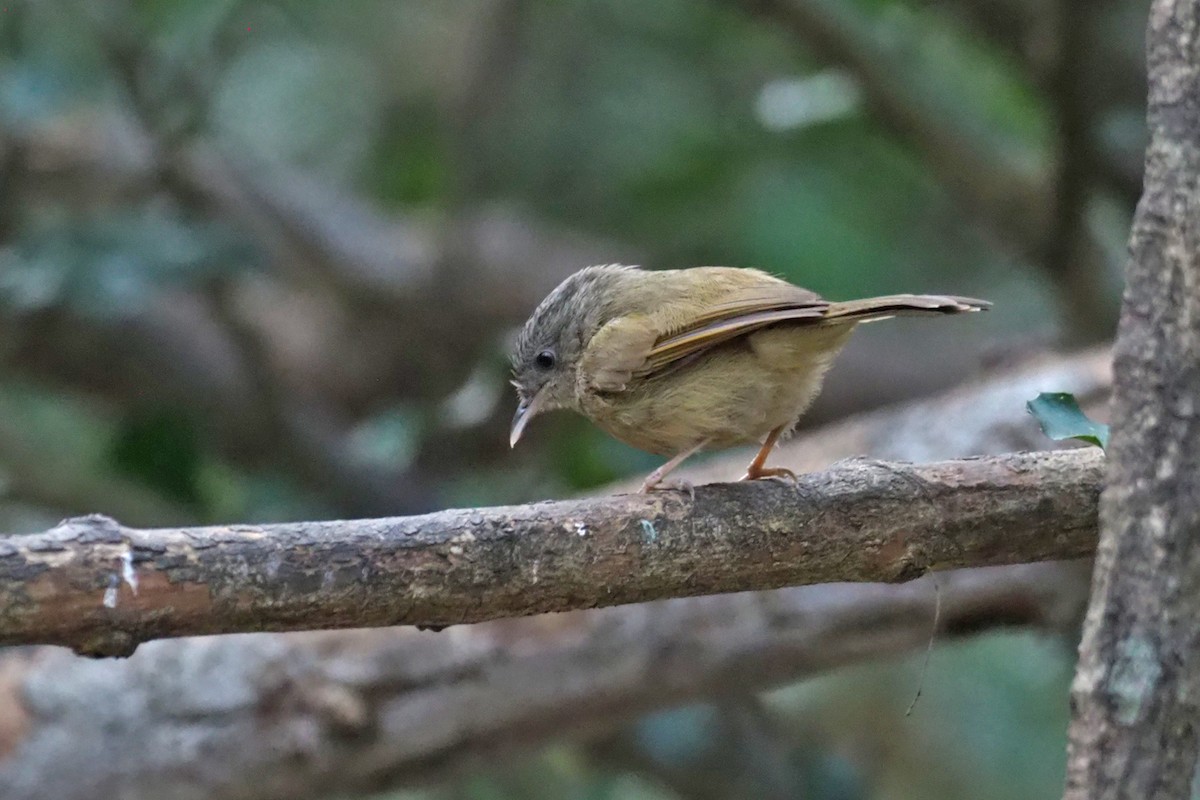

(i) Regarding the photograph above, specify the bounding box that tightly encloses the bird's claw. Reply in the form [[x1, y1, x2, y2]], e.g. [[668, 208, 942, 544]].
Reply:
[[639, 477, 696, 500], [739, 466, 798, 484]]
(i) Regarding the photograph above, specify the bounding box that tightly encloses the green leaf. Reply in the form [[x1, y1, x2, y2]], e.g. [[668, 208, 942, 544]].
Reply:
[[1027, 392, 1109, 449]]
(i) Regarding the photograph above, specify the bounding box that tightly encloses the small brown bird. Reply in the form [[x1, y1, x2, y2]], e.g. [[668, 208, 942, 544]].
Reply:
[[510, 265, 988, 491]]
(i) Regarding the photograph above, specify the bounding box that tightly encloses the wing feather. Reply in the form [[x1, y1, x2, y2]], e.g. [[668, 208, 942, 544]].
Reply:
[[581, 269, 829, 390], [639, 304, 827, 375]]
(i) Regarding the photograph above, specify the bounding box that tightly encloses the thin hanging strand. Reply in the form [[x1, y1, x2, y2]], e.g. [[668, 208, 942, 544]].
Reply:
[[906, 571, 942, 717]]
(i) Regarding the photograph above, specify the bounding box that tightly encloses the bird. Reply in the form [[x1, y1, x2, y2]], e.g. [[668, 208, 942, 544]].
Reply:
[[509, 264, 988, 492]]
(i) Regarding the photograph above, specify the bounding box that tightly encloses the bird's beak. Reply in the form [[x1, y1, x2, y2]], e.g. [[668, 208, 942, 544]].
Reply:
[[509, 390, 544, 448]]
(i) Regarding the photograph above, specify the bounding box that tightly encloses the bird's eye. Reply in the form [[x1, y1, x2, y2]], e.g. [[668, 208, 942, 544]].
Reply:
[[534, 349, 556, 370]]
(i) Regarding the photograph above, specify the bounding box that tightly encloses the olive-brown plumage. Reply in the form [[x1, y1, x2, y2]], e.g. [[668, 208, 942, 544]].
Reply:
[[510, 264, 988, 491]]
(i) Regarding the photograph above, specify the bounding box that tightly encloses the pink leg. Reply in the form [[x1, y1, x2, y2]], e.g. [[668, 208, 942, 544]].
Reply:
[[740, 425, 797, 482], [639, 440, 708, 493]]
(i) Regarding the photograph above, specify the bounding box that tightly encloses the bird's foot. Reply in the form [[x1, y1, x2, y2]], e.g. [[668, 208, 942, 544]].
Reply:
[[739, 466, 797, 484], [639, 475, 695, 500]]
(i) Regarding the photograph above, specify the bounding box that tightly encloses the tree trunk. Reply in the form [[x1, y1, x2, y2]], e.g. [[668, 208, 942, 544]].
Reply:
[[1063, 1, 1200, 797]]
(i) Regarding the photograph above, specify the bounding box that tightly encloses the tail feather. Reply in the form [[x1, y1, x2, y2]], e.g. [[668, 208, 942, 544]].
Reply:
[[824, 294, 990, 324]]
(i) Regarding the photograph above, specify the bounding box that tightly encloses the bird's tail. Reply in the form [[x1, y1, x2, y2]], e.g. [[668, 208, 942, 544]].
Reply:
[[823, 294, 990, 324]]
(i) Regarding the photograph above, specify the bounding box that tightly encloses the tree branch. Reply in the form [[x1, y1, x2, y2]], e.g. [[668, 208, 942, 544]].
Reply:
[[1, 449, 1101, 656]]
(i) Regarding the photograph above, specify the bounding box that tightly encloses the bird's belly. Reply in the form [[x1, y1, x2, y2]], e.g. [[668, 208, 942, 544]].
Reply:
[[581, 325, 853, 456]]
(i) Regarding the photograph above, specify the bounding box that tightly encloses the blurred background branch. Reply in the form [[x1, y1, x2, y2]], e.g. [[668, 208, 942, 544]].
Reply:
[[0, 560, 1090, 800]]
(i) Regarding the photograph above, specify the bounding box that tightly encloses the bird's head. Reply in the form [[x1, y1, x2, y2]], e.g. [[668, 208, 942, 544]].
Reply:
[[508, 264, 634, 446]]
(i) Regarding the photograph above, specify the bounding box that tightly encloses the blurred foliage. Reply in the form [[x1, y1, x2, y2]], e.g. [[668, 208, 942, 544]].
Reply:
[[0, 205, 253, 316], [0, 0, 1144, 797], [358, 632, 1074, 800], [109, 408, 204, 504], [765, 631, 1075, 800]]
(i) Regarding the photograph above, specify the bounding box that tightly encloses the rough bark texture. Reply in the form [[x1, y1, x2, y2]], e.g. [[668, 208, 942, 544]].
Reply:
[[0, 449, 1101, 657], [1063, 2, 1200, 797], [0, 347, 1109, 800]]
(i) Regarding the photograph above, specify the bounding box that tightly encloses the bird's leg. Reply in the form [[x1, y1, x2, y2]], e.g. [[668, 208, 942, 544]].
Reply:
[[740, 425, 796, 482], [640, 440, 708, 494]]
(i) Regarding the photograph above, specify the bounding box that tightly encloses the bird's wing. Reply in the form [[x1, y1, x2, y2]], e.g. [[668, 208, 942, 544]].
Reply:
[[577, 315, 661, 393], [637, 285, 828, 377], [578, 271, 829, 392]]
